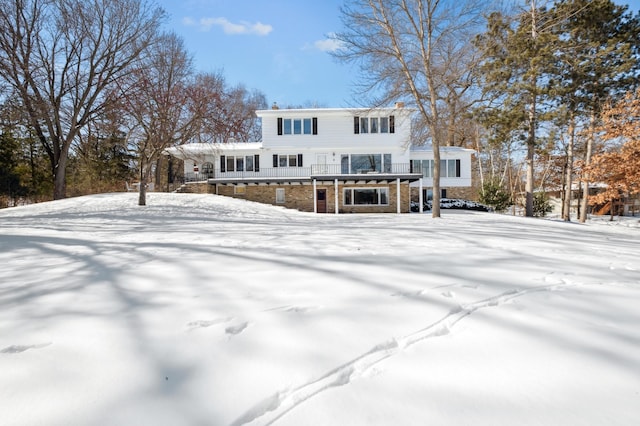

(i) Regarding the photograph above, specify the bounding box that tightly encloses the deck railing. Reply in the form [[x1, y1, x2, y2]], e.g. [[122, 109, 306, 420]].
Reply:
[[182, 163, 416, 183]]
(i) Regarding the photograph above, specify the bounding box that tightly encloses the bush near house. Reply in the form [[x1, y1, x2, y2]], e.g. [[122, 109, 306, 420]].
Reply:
[[411, 198, 493, 212]]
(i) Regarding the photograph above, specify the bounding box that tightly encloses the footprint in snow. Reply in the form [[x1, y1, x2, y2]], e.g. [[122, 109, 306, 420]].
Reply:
[[1, 342, 51, 354], [390, 289, 425, 298], [441, 291, 455, 298], [186, 317, 233, 330], [226, 322, 249, 336], [268, 305, 320, 314]]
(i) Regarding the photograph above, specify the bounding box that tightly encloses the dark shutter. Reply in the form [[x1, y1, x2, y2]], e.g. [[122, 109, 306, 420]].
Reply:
[[312, 117, 318, 135], [456, 159, 461, 177], [273, 154, 278, 167], [389, 115, 395, 133], [297, 154, 303, 167], [220, 155, 226, 172], [254, 155, 260, 172], [354, 116, 360, 134], [410, 160, 414, 174], [277, 117, 283, 135]]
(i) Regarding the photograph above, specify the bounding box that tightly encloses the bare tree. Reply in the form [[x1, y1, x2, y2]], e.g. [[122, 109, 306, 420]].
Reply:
[[120, 32, 208, 206], [333, 0, 486, 217], [194, 73, 267, 144], [0, 0, 164, 199]]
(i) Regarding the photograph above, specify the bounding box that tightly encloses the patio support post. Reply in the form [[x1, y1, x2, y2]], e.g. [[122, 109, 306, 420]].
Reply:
[[419, 178, 423, 214], [397, 178, 401, 214], [335, 179, 339, 214], [313, 179, 317, 213]]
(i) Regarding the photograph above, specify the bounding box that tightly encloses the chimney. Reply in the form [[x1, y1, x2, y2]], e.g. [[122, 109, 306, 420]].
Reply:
[[395, 101, 405, 108], [272, 102, 279, 110]]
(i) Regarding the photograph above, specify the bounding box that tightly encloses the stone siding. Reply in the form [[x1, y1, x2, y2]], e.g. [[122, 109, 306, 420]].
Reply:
[[178, 182, 212, 194], [213, 181, 412, 213]]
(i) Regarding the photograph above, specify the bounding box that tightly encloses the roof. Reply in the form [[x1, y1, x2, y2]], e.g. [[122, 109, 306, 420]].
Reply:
[[256, 106, 416, 117], [165, 142, 262, 159], [410, 144, 475, 153]]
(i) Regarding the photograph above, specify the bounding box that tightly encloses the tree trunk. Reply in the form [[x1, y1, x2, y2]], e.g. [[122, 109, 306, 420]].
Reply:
[[579, 113, 595, 223], [138, 176, 147, 206], [525, 142, 534, 217], [432, 140, 441, 218], [562, 116, 575, 221], [53, 153, 68, 200], [138, 160, 150, 206], [525, 90, 536, 217]]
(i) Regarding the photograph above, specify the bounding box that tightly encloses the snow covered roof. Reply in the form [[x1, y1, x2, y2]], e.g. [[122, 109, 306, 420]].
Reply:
[[165, 142, 262, 159], [410, 144, 475, 153]]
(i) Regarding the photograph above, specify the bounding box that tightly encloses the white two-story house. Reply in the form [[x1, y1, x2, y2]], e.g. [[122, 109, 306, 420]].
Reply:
[[166, 104, 474, 213]]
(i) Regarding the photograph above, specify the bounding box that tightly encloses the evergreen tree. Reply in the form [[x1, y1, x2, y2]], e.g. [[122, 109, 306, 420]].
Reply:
[[0, 132, 26, 206], [548, 0, 640, 222], [479, 178, 512, 212], [474, 2, 557, 217]]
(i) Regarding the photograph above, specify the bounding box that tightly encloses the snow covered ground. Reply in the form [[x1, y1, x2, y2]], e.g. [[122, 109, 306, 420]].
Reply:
[[1, 192, 639, 426]]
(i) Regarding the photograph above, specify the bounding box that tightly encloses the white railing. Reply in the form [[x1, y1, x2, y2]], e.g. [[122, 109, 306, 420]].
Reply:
[[183, 164, 416, 182]]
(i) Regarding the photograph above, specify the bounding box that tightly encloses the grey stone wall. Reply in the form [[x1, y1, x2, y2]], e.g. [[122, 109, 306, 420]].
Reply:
[[214, 181, 412, 213]]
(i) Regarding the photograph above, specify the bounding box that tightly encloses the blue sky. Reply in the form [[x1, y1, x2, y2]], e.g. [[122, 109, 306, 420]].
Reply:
[[155, 0, 640, 109]]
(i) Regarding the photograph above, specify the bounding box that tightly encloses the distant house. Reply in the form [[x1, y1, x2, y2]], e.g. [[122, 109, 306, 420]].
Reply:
[[166, 104, 475, 213]]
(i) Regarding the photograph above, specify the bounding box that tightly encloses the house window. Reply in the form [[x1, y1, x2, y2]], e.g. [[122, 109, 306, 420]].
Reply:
[[355, 116, 395, 134], [441, 159, 461, 177], [360, 117, 368, 133], [201, 162, 214, 176], [221, 155, 259, 172], [380, 117, 389, 133], [343, 187, 389, 206], [273, 154, 303, 167], [293, 119, 302, 134], [370, 117, 378, 133], [278, 117, 317, 135], [342, 153, 392, 174], [384, 153, 392, 172], [411, 159, 461, 178], [276, 188, 285, 203], [283, 119, 292, 134], [351, 154, 380, 173]]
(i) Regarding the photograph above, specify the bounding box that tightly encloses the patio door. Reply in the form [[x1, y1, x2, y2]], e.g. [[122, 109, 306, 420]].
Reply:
[[316, 153, 328, 174], [316, 189, 327, 213]]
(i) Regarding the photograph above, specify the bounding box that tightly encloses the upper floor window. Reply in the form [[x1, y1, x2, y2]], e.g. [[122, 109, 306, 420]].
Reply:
[[277, 117, 318, 135], [411, 159, 461, 178], [273, 154, 304, 167], [354, 115, 394, 134]]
